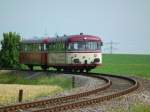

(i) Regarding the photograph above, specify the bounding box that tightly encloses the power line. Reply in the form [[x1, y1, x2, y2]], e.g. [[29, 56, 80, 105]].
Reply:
[[103, 41, 119, 54], [44, 27, 48, 36]]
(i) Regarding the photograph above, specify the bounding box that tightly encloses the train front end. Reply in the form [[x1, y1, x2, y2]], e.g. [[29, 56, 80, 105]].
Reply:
[[66, 34, 103, 72]]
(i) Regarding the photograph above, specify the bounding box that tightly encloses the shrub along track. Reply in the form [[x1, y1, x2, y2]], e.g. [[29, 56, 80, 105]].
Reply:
[[0, 71, 139, 112]]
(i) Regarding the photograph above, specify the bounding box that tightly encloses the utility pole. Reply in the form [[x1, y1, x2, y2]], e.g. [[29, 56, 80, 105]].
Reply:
[[44, 27, 48, 36], [110, 40, 113, 54], [104, 41, 119, 54]]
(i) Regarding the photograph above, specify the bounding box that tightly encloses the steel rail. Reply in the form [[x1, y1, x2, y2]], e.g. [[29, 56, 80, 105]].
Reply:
[[0, 72, 111, 112], [30, 73, 139, 112]]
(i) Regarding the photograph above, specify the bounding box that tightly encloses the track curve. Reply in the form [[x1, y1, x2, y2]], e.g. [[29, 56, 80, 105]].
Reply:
[[0, 71, 139, 112], [0, 72, 111, 112]]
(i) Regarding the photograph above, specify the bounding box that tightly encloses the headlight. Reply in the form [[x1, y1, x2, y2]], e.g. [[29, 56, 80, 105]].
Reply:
[[74, 59, 80, 63], [94, 58, 100, 63]]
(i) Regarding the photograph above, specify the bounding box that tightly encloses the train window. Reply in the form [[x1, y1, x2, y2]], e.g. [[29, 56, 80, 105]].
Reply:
[[24, 44, 27, 51], [21, 43, 44, 52], [44, 44, 47, 51], [48, 43, 55, 51], [23, 44, 28, 52], [41, 44, 44, 51], [68, 41, 101, 51], [22, 44, 27, 51], [61, 43, 65, 51], [78, 42, 85, 50], [27, 44, 33, 51], [55, 42, 59, 51], [97, 42, 101, 50], [48, 43, 52, 51], [32, 44, 39, 52], [41, 44, 47, 51], [20, 44, 24, 51], [24, 44, 29, 52], [51, 43, 55, 51], [68, 42, 80, 50], [48, 42, 65, 52], [38, 44, 41, 51], [86, 42, 101, 50]]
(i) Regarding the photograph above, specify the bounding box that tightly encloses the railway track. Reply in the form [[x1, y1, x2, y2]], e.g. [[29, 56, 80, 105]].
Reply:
[[0, 71, 139, 112]]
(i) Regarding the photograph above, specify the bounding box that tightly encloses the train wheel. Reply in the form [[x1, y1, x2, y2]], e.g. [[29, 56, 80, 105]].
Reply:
[[73, 69, 78, 73], [63, 68, 67, 72], [56, 68, 61, 72], [41, 65, 48, 70], [28, 65, 33, 71], [79, 69, 84, 73], [63, 68, 72, 72], [69, 68, 73, 72], [86, 68, 90, 73]]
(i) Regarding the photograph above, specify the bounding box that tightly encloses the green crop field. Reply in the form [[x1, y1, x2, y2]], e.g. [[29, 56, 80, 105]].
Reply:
[[92, 54, 150, 79], [0, 73, 72, 89]]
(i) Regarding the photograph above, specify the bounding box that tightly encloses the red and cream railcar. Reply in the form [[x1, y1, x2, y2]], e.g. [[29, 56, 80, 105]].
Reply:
[[19, 39, 48, 70], [19, 33, 103, 72]]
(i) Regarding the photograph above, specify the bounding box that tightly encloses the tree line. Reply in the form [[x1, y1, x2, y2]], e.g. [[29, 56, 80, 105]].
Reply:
[[0, 32, 21, 69]]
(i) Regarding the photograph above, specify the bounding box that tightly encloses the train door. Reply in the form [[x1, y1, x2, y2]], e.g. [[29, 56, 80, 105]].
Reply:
[[47, 41, 66, 65], [55, 42, 65, 64], [41, 44, 47, 65]]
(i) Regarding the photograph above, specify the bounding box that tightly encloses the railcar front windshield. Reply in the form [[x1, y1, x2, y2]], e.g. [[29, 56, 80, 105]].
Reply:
[[67, 41, 102, 51]]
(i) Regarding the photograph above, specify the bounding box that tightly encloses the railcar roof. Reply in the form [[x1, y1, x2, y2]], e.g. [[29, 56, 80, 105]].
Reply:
[[21, 34, 102, 44]]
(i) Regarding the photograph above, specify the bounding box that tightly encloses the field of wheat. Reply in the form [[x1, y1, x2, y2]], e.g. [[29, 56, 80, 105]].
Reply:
[[0, 84, 62, 106]]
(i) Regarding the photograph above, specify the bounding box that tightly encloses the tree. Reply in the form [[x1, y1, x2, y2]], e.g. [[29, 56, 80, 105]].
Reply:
[[0, 32, 21, 69]]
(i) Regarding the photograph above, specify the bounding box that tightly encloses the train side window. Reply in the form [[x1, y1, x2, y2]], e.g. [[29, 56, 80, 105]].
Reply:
[[67, 42, 78, 51], [41, 44, 44, 51], [24, 44, 27, 51], [20, 44, 24, 51], [31, 44, 33, 51], [56, 42, 61, 51], [28, 44, 32, 51], [52, 43, 55, 51], [38, 44, 41, 51], [97, 42, 101, 50], [25, 44, 29, 52], [74, 43, 78, 50], [33, 44, 36, 52], [48, 42, 65, 52], [55, 42, 58, 51], [46, 44, 49, 51], [61, 42, 65, 51], [36, 44, 39, 51], [78, 42, 85, 50], [32, 44, 41, 52], [44, 44, 47, 51], [48, 43, 51, 51], [57, 42, 62, 51], [49, 43, 54, 51], [58, 42, 61, 51]]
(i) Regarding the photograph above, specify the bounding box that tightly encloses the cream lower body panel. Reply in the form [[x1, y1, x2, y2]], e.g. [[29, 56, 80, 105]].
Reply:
[[48, 53, 66, 64], [47, 52, 102, 66], [66, 52, 102, 64]]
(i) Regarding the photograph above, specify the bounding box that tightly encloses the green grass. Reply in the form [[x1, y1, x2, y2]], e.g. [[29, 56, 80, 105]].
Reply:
[[92, 54, 150, 78], [0, 73, 72, 90], [110, 103, 150, 112], [131, 104, 150, 112], [0, 72, 72, 105]]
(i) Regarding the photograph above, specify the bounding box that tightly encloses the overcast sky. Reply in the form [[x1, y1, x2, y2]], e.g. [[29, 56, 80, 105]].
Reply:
[[0, 0, 150, 54]]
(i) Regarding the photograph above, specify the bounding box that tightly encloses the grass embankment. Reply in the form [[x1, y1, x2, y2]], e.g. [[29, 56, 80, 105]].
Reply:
[[0, 73, 72, 89], [0, 84, 62, 105], [0, 73, 72, 105], [110, 103, 150, 112], [92, 54, 150, 111], [92, 54, 150, 78]]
